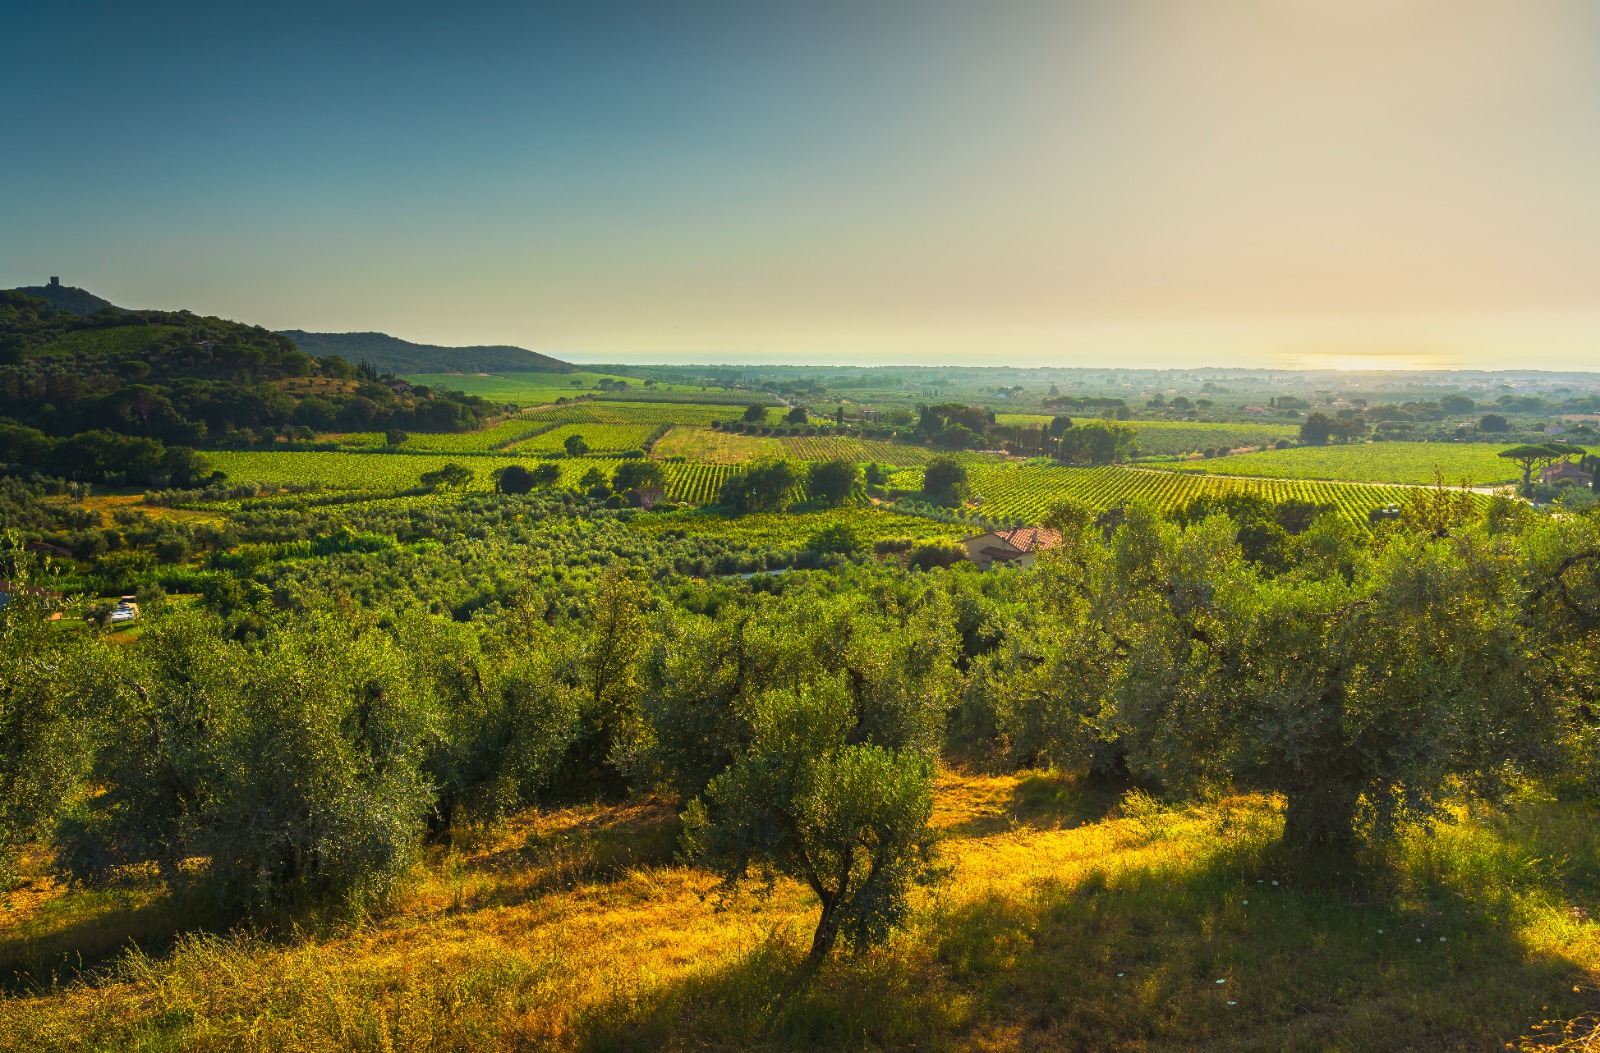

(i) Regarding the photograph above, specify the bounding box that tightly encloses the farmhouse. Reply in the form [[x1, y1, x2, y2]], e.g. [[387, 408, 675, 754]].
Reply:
[[1542, 460, 1594, 487], [962, 525, 1061, 570]]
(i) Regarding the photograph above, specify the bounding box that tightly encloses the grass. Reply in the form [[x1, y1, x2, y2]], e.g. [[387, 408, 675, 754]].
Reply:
[[4, 773, 1599, 1051], [1168, 442, 1539, 486]]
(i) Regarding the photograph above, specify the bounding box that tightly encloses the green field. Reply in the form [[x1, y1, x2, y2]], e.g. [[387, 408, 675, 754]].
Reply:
[[1168, 442, 1542, 486], [406, 372, 706, 404], [652, 427, 783, 463], [508, 422, 659, 454], [995, 416, 1299, 457], [962, 464, 1418, 524], [778, 434, 936, 465], [399, 417, 557, 452], [209, 448, 1428, 524], [33, 325, 184, 357], [207, 450, 739, 505]]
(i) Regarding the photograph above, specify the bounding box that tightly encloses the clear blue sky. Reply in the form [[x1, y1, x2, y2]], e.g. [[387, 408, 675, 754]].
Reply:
[[5, 1, 1599, 369]]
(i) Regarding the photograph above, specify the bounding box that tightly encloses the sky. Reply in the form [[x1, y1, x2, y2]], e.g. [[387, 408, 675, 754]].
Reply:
[[4, 0, 1598, 370]]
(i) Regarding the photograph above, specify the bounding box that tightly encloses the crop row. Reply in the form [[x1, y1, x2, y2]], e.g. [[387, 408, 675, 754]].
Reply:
[[523, 401, 738, 427], [401, 417, 558, 452], [37, 325, 183, 357], [964, 465, 1423, 524], [1166, 442, 1529, 486], [776, 436, 934, 465], [208, 450, 746, 506], [509, 423, 660, 454]]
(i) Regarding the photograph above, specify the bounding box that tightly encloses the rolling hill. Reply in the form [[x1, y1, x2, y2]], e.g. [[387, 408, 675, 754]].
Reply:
[[280, 330, 571, 375], [8, 279, 119, 315]]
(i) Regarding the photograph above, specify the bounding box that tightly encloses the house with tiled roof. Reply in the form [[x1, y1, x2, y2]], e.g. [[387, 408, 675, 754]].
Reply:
[[1542, 460, 1593, 487], [962, 526, 1061, 570]]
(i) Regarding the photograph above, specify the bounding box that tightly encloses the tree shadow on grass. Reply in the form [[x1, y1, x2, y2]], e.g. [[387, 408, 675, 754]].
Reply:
[[940, 769, 1136, 839], [0, 872, 232, 993], [446, 797, 683, 910], [576, 806, 1600, 1053]]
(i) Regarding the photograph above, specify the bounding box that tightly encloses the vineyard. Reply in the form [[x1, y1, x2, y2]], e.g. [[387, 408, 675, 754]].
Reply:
[[509, 423, 659, 454], [993, 416, 1299, 456], [652, 427, 782, 463], [777, 435, 934, 465], [208, 450, 743, 506], [963, 464, 1428, 524], [579, 401, 749, 425], [400, 372, 694, 404], [1128, 420, 1300, 456], [34, 325, 183, 357], [660, 462, 740, 504], [400, 417, 557, 452], [1166, 442, 1528, 486]]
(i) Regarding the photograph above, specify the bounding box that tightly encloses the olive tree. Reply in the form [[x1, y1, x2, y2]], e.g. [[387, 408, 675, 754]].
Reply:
[[0, 554, 90, 887], [984, 499, 1561, 857], [682, 677, 937, 965], [61, 612, 438, 910], [637, 587, 959, 799], [397, 614, 581, 834]]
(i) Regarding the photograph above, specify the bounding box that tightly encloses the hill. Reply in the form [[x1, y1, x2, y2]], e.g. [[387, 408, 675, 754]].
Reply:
[[280, 330, 571, 375], [0, 291, 504, 484], [8, 278, 118, 316]]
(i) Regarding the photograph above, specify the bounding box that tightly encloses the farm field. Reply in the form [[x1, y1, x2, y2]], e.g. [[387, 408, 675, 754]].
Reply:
[[651, 426, 781, 463], [1167, 442, 1535, 486], [404, 372, 694, 403], [399, 416, 557, 452], [32, 325, 184, 357], [513, 401, 747, 427], [778, 434, 935, 465], [508, 422, 660, 454], [206, 449, 1432, 525], [995, 416, 1299, 457], [961, 464, 1421, 524], [206, 450, 736, 505]]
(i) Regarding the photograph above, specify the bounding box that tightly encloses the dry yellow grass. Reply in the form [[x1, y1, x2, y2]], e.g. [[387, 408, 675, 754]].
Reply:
[[3, 772, 1599, 1052]]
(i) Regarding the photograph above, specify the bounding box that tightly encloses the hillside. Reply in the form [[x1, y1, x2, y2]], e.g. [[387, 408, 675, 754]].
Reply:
[[0, 291, 504, 484], [5, 771, 1597, 1051], [280, 330, 571, 375], [8, 279, 118, 316]]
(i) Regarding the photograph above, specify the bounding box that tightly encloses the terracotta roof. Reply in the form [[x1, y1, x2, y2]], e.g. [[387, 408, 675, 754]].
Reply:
[[990, 526, 1061, 553], [1542, 461, 1593, 484]]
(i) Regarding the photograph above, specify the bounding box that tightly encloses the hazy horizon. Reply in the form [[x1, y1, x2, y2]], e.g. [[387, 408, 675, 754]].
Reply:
[[6, 1, 1598, 371]]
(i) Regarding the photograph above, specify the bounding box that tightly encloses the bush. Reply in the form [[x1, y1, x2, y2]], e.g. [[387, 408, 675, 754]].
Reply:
[[907, 540, 968, 570], [922, 454, 969, 507], [807, 458, 863, 507], [61, 614, 437, 910], [808, 521, 864, 556]]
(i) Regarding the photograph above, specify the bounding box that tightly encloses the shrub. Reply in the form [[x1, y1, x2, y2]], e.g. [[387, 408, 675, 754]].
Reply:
[[922, 454, 969, 507], [807, 459, 863, 507]]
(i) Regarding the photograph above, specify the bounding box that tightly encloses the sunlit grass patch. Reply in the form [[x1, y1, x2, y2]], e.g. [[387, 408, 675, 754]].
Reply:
[[3, 775, 1599, 1051]]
